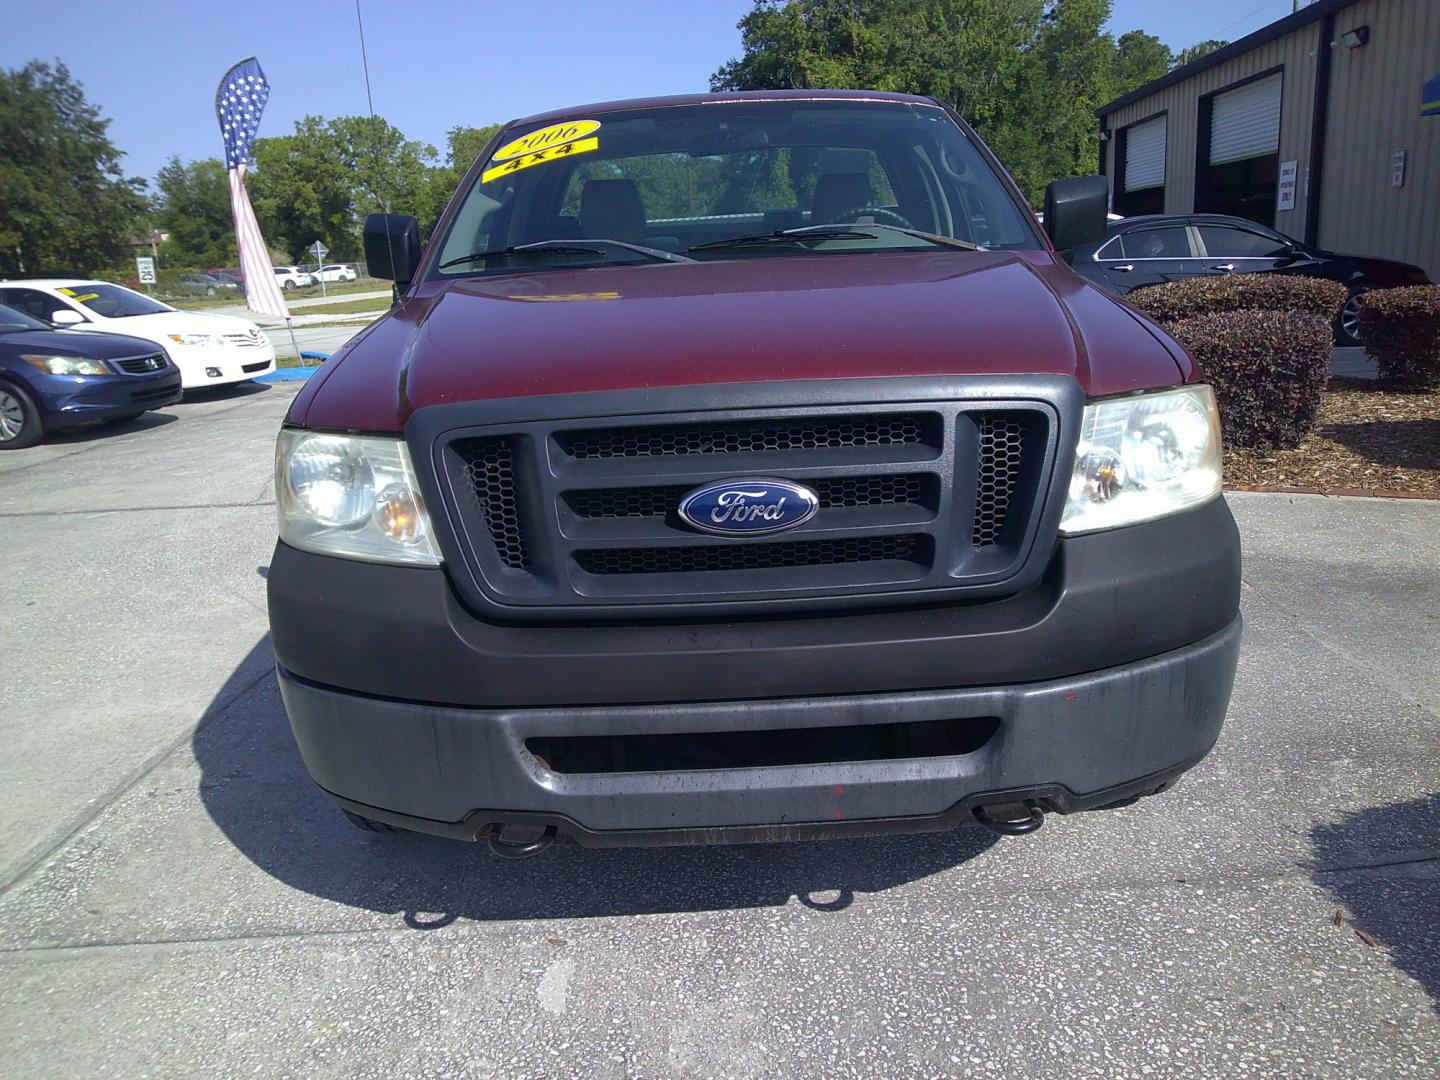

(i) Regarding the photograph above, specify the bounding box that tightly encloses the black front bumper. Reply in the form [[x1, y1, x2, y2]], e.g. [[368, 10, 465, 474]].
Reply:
[[268, 497, 1242, 844]]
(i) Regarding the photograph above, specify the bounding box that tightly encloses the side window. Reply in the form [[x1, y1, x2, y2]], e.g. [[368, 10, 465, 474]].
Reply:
[[1197, 226, 1291, 258], [1119, 227, 1192, 259], [1095, 237, 1124, 259], [0, 288, 61, 321]]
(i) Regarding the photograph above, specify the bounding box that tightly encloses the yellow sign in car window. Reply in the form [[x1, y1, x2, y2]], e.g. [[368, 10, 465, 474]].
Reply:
[[492, 119, 601, 162], [481, 136, 598, 184]]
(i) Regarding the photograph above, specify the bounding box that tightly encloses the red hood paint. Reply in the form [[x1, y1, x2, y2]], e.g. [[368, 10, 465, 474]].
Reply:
[[291, 250, 1192, 432]]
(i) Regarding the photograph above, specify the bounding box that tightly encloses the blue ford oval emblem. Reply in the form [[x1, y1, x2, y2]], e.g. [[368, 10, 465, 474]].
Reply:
[[677, 478, 819, 536]]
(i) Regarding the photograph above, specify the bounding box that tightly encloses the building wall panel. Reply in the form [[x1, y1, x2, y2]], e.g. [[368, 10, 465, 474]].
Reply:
[[1318, 0, 1440, 279]]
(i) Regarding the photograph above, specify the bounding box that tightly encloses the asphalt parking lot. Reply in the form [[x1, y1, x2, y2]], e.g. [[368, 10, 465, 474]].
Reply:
[[1, 383, 1437, 1078]]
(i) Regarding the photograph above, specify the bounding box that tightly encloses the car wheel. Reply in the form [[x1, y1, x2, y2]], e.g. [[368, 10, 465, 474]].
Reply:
[[0, 382, 43, 449], [283, 280, 294, 290], [1336, 288, 1367, 346]]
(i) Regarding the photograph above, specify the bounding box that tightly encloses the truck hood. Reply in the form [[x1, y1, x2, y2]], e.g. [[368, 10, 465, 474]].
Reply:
[[294, 250, 1190, 431]]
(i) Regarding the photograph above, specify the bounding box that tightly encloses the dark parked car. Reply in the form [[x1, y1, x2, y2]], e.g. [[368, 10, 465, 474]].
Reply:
[[269, 91, 1241, 853], [1064, 213, 1430, 344], [177, 272, 239, 297], [0, 302, 181, 448]]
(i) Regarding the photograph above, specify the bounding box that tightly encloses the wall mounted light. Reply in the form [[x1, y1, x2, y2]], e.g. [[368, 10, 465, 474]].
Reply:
[[1341, 25, 1370, 49]]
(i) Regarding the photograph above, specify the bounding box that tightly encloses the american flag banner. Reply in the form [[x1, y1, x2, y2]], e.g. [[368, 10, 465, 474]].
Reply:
[[215, 58, 289, 320]]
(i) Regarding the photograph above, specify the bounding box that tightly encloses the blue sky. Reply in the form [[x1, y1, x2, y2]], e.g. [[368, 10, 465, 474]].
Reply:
[[3, 0, 1305, 185]]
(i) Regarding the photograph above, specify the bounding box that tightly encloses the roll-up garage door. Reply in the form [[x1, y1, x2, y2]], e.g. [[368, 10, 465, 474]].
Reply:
[[1210, 74, 1281, 165], [1123, 116, 1166, 192]]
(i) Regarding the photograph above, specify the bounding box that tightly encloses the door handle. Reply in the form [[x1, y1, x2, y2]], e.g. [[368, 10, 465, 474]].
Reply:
[[1210, 263, 1236, 272], [1108, 264, 1135, 272]]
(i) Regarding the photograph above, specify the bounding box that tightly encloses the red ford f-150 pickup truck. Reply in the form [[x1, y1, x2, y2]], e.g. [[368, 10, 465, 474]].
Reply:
[[268, 91, 1240, 855]]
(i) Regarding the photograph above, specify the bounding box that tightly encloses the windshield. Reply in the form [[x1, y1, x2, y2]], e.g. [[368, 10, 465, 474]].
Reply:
[[0, 302, 50, 334], [59, 283, 172, 318], [431, 100, 1040, 279]]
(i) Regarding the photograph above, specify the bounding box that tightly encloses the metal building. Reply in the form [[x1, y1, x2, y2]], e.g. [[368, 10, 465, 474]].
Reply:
[[1097, 0, 1440, 277]]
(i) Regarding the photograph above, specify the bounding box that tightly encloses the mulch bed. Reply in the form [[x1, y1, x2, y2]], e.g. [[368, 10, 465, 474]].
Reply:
[[1223, 376, 1440, 498]]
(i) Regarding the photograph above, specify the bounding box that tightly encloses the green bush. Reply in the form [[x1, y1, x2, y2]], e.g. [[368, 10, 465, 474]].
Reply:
[[1165, 310, 1333, 451], [1357, 286, 1440, 386], [1127, 274, 1347, 324]]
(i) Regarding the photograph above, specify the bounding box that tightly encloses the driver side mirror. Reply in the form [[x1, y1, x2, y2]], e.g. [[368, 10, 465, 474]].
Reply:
[[364, 213, 423, 287], [50, 309, 85, 326], [1043, 175, 1109, 253]]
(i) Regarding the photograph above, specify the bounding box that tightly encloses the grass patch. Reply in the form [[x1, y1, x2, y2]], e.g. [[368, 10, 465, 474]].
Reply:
[[1225, 377, 1440, 496], [165, 278, 387, 309], [285, 297, 391, 316]]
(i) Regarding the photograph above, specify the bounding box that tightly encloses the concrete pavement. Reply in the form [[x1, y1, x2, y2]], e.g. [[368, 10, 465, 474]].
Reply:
[[0, 389, 1437, 1077]]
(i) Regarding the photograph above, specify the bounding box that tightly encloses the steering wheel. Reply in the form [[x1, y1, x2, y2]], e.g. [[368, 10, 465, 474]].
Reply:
[[831, 206, 915, 229]]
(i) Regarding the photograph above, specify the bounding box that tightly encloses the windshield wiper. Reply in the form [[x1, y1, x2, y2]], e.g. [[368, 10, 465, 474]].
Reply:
[[689, 228, 876, 253], [834, 223, 982, 251], [438, 239, 694, 270], [690, 224, 982, 254]]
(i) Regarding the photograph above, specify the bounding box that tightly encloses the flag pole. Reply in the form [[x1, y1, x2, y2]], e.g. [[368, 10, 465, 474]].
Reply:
[[284, 318, 302, 363]]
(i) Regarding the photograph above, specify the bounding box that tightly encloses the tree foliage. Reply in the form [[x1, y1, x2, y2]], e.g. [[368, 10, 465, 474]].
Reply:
[[0, 60, 147, 276], [153, 157, 234, 268], [712, 1, 1225, 204]]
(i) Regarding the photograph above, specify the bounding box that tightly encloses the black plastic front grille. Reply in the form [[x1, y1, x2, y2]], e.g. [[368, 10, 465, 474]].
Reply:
[[556, 413, 931, 459], [454, 436, 529, 570], [576, 535, 922, 575], [431, 386, 1065, 618], [974, 414, 1025, 548], [567, 474, 927, 519], [114, 354, 166, 374]]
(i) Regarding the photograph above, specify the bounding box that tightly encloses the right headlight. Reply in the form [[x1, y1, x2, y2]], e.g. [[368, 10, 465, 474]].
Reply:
[[1059, 384, 1222, 535], [275, 430, 443, 565]]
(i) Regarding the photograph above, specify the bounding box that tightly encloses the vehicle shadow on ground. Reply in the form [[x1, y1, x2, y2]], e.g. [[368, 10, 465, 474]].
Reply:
[[170, 380, 272, 407], [196, 638, 999, 925], [43, 410, 178, 444], [1323, 418, 1440, 469], [1310, 794, 1440, 1011]]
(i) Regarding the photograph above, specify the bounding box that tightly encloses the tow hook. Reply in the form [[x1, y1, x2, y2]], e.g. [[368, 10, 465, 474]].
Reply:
[[973, 803, 1045, 836], [485, 823, 558, 859]]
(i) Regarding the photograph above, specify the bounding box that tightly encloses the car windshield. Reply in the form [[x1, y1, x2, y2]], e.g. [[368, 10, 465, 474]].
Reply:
[[0, 302, 50, 334], [60, 283, 172, 318], [431, 100, 1040, 279]]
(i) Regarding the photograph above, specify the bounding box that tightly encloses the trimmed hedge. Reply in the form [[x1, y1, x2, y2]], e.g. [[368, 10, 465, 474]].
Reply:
[[1165, 310, 1333, 451], [1128, 274, 1347, 324], [1357, 285, 1440, 386]]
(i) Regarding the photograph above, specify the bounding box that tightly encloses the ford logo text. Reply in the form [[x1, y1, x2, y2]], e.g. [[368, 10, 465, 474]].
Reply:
[[676, 479, 820, 536]]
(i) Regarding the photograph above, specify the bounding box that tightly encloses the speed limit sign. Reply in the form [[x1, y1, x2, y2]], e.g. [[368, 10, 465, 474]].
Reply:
[[135, 257, 156, 284]]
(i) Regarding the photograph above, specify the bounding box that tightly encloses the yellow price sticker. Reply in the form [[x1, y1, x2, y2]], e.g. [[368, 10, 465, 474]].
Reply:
[[481, 136, 598, 184], [492, 119, 601, 162]]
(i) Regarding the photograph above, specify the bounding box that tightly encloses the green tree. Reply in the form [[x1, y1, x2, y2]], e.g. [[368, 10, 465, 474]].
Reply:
[[153, 156, 234, 268], [0, 60, 147, 276], [1111, 30, 1172, 97], [416, 123, 502, 233], [249, 116, 353, 261], [714, 0, 1134, 205], [1173, 38, 1228, 69]]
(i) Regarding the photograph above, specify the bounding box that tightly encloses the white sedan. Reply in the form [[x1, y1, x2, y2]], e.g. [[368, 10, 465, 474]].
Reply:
[[0, 280, 276, 389], [312, 264, 358, 283]]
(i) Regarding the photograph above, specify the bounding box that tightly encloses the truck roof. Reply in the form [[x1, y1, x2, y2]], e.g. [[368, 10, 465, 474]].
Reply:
[[510, 89, 940, 128]]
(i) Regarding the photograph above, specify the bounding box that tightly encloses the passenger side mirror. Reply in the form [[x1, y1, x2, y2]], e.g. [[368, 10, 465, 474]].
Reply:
[[1043, 175, 1109, 253], [364, 213, 423, 287], [50, 308, 85, 326]]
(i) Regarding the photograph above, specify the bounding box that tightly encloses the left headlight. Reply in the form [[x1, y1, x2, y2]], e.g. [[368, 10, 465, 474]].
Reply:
[[20, 354, 111, 376], [1059, 385, 1222, 535], [275, 430, 443, 565], [168, 333, 227, 347]]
